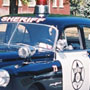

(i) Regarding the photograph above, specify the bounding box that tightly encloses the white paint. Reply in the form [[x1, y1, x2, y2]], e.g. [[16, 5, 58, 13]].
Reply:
[[59, 0, 64, 8], [56, 50, 90, 90], [52, 0, 64, 8], [88, 34, 90, 40], [48, 0, 51, 13], [52, 0, 57, 8], [1, 17, 46, 23]]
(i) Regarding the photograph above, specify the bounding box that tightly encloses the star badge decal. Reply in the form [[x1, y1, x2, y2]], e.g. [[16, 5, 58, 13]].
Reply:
[[71, 60, 85, 90]]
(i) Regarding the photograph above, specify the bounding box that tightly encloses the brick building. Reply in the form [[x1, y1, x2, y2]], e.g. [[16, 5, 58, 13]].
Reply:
[[0, 0, 70, 16]]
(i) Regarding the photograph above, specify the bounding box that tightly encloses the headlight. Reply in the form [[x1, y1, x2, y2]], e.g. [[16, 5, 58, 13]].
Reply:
[[0, 69, 10, 87], [18, 46, 36, 58]]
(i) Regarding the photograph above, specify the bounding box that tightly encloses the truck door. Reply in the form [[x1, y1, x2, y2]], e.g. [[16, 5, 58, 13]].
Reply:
[[56, 51, 90, 90], [56, 26, 90, 90], [83, 26, 90, 89]]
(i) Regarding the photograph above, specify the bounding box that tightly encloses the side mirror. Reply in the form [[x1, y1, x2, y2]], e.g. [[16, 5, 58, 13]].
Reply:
[[56, 39, 67, 51]]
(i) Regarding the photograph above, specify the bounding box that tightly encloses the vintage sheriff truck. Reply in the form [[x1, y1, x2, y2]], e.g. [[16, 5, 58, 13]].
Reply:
[[0, 0, 90, 90]]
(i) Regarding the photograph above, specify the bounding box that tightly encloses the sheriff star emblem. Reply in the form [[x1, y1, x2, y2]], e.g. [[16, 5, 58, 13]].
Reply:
[[71, 60, 85, 90]]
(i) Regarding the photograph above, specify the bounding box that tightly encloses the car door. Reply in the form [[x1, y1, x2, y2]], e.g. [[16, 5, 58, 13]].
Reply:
[[83, 26, 90, 53], [56, 26, 90, 90], [82, 26, 90, 89]]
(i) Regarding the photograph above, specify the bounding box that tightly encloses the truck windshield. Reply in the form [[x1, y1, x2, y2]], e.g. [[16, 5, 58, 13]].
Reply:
[[0, 22, 58, 50], [0, 22, 17, 44]]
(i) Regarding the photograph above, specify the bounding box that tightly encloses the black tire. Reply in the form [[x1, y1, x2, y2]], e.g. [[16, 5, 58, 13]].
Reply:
[[29, 84, 39, 90]]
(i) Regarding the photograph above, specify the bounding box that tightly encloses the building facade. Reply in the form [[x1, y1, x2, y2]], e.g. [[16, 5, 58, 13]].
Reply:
[[0, 0, 70, 16]]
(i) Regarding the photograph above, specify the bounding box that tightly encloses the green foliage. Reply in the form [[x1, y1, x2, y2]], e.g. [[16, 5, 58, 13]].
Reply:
[[70, 0, 90, 18], [70, 0, 82, 16], [84, 1, 90, 18], [20, 0, 32, 5]]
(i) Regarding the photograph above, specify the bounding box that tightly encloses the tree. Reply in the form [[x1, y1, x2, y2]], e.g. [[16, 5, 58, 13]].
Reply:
[[70, 0, 82, 16], [9, 0, 30, 14], [20, 0, 30, 5], [70, 0, 90, 18], [84, 0, 90, 18]]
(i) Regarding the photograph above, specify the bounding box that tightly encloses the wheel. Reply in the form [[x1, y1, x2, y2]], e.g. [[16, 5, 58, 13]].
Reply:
[[29, 84, 39, 90]]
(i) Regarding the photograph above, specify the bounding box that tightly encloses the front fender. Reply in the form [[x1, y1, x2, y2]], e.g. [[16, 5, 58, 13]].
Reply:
[[1, 60, 62, 90]]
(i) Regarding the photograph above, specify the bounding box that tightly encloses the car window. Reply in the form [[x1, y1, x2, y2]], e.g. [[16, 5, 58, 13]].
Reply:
[[0, 24, 7, 43], [11, 24, 30, 44], [57, 27, 82, 51], [57, 27, 84, 51], [65, 27, 82, 50], [9, 23, 58, 50], [83, 27, 90, 49]]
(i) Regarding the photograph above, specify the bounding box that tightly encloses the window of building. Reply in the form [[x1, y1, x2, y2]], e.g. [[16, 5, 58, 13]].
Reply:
[[52, 0, 64, 8], [28, 0, 36, 7], [18, 0, 22, 6], [52, 0, 57, 8], [3, 0, 22, 6], [3, 0, 10, 6], [2, 0, 36, 7], [59, 0, 64, 8]]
